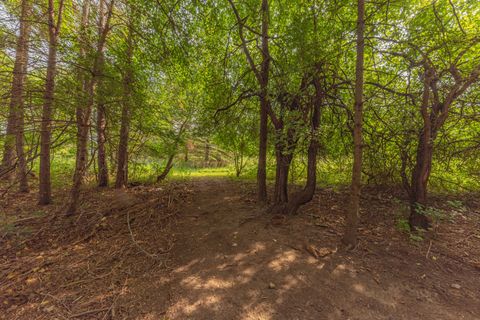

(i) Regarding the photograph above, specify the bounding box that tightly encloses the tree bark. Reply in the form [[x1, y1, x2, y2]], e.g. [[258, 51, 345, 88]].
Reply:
[[96, 103, 109, 187], [1, 0, 31, 189], [256, 0, 270, 202], [273, 151, 292, 205], [96, 0, 109, 187], [409, 128, 433, 229], [39, 0, 64, 204], [257, 95, 268, 202], [343, 0, 365, 248]]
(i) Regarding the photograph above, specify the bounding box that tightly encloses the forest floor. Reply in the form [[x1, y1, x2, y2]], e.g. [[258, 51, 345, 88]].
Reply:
[[1, 178, 480, 320]]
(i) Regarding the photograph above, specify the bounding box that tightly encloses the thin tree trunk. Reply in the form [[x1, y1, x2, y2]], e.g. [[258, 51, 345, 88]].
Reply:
[[115, 16, 134, 189], [97, 103, 108, 186], [1, 0, 31, 188], [39, 0, 64, 205], [156, 154, 174, 182], [271, 117, 299, 211], [204, 140, 210, 166], [409, 127, 433, 229], [408, 68, 434, 229], [273, 151, 292, 205], [256, 0, 270, 203], [408, 73, 434, 229], [15, 84, 28, 193], [283, 139, 318, 215], [66, 0, 91, 215], [115, 99, 130, 188], [96, 0, 108, 187], [283, 78, 322, 215], [343, 0, 365, 248], [184, 144, 189, 162], [257, 96, 268, 202]]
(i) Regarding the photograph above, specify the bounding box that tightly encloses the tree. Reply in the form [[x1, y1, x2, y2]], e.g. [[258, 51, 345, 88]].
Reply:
[[228, 0, 270, 203], [39, 0, 65, 204], [1, 0, 32, 193], [67, 0, 114, 215], [115, 11, 134, 188], [343, 0, 365, 247], [96, 0, 110, 188], [408, 50, 480, 229]]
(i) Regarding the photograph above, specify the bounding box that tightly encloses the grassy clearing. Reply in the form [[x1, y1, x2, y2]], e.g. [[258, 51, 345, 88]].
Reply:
[[23, 152, 480, 194]]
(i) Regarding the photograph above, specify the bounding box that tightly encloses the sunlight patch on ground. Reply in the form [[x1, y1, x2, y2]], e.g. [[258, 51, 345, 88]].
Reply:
[[173, 258, 200, 274], [267, 250, 299, 272], [353, 283, 366, 293], [170, 294, 222, 317], [353, 282, 398, 308], [241, 266, 256, 277], [241, 303, 274, 320], [180, 275, 234, 290], [332, 263, 356, 278]]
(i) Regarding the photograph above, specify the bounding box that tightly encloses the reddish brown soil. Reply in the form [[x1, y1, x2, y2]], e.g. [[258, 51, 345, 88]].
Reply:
[[1, 178, 480, 319]]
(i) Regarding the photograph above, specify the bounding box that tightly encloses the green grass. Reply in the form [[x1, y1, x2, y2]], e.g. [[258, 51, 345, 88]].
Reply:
[[28, 149, 480, 194], [170, 166, 232, 179]]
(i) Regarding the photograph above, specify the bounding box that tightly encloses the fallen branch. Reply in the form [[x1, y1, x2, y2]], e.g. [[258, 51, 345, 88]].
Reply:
[[126, 211, 168, 261]]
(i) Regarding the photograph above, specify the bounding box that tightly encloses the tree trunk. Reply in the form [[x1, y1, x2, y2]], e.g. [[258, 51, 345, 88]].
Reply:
[[343, 0, 365, 248], [66, 0, 91, 215], [115, 99, 130, 188], [1, 0, 31, 187], [39, 0, 64, 205], [257, 96, 268, 202], [115, 102, 129, 188], [96, 0, 109, 187], [204, 140, 210, 166], [405, 51, 480, 229], [283, 81, 322, 215], [156, 154, 174, 182], [66, 120, 90, 214], [184, 145, 189, 162], [409, 127, 432, 229], [273, 151, 292, 205], [97, 103, 109, 187], [408, 67, 435, 230], [256, 0, 270, 203], [15, 86, 28, 193], [115, 16, 133, 189]]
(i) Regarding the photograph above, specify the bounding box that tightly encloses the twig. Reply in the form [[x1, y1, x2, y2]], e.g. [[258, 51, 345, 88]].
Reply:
[[454, 233, 479, 245], [40, 292, 72, 313], [426, 240, 433, 259], [101, 278, 128, 320], [126, 211, 165, 261]]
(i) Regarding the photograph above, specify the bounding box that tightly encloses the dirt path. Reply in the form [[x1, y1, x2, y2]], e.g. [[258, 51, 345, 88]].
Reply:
[[131, 178, 480, 320], [2, 178, 479, 319]]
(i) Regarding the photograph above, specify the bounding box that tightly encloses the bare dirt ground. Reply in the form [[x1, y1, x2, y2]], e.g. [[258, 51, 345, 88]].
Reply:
[[1, 178, 480, 319]]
